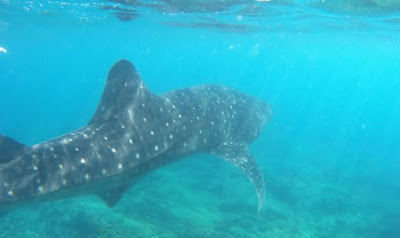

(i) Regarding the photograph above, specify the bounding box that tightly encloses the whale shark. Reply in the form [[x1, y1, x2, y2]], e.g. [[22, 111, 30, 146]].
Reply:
[[0, 59, 271, 213]]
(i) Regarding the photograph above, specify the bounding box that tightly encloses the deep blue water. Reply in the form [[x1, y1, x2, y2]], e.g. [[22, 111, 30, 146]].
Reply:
[[1, 1, 400, 237]]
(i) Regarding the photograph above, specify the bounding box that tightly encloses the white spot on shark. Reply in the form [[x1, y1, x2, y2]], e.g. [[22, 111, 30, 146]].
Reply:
[[127, 109, 134, 122]]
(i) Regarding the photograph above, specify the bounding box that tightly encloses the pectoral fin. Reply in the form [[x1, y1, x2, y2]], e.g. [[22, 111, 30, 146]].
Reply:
[[210, 141, 265, 212]]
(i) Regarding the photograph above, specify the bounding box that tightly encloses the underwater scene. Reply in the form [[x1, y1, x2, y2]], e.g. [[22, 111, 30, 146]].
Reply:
[[0, 0, 400, 237]]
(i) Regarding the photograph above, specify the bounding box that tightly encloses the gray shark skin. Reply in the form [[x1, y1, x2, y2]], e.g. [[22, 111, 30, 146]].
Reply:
[[0, 59, 271, 213]]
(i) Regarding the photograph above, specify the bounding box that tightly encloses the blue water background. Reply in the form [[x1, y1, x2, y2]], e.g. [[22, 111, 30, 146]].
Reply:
[[0, 1, 400, 237]]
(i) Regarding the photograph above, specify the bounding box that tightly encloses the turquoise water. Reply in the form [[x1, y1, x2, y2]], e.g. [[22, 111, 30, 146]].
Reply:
[[1, 0, 400, 237]]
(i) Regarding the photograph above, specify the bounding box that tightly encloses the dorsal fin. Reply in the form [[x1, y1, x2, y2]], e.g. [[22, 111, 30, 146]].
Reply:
[[0, 135, 29, 163], [89, 59, 150, 125]]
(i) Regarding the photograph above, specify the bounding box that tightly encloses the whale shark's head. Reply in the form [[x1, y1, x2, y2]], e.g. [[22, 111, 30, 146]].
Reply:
[[231, 95, 272, 144], [259, 100, 273, 131], [247, 99, 272, 141]]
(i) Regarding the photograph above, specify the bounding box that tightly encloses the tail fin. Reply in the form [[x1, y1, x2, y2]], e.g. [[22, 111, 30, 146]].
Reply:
[[0, 135, 29, 163]]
